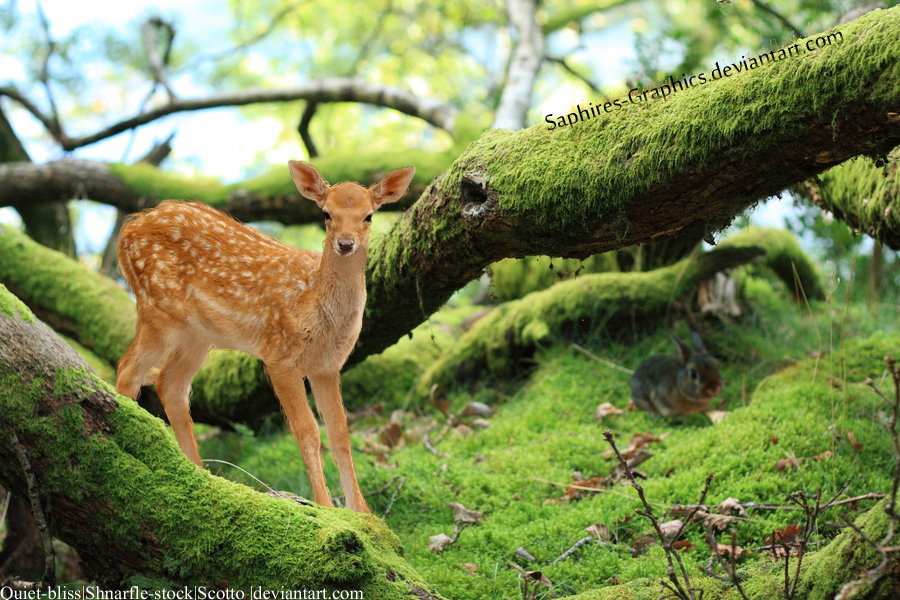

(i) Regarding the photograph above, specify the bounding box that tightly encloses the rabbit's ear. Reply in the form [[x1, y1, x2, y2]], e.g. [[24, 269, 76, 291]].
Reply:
[[671, 335, 691, 362], [690, 331, 707, 354]]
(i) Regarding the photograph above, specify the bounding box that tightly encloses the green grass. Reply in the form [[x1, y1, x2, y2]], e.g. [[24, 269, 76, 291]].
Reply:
[[198, 272, 900, 599]]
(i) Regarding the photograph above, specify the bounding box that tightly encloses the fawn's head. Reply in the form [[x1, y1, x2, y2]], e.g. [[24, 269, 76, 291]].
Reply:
[[289, 161, 415, 257]]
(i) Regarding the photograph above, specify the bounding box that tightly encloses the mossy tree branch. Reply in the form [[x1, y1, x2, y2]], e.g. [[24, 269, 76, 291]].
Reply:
[[0, 285, 443, 598], [0, 10, 897, 427], [0, 155, 438, 226], [419, 242, 768, 392], [356, 8, 899, 363], [0, 225, 278, 428], [803, 148, 900, 250]]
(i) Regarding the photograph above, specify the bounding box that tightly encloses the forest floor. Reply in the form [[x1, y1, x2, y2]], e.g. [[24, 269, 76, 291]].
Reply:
[[196, 267, 900, 600]]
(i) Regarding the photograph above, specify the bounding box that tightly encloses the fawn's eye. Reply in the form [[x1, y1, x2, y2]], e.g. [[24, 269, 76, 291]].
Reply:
[[323, 211, 332, 221], [365, 214, 373, 222]]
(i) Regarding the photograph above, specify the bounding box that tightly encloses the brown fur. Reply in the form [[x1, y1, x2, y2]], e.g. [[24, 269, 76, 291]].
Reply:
[[115, 162, 416, 513]]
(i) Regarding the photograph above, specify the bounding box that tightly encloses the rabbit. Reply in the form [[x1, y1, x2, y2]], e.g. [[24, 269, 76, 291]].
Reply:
[[630, 331, 723, 417]]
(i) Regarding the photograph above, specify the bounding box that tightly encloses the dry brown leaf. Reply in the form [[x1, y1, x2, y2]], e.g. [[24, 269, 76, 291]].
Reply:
[[717, 497, 747, 517], [461, 401, 494, 417], [586, 523, 609, 541], [428, 533, 453, 553], [564, 475, 609, 501], [770, 436, 779, 444], [379, 422, 404, 448], [673, 540, 694, 551], [714, 543, 746, 559], [776, 457, 803, 472], [813, 450, 833, 461], [703, 512, 737, 531], [460, 563, 478, 575], [602, 431, 669, 459], [847, 430, 862, 452], [706, 410, 729, 424], [771, 523, 803, 545], [594, 402, 624, 420], [471, 418, 492, 429], [523, 570, 552, 587], [659, 520, 684, 540], [631, 534, 655, 556], [449, 502, 485, 524]]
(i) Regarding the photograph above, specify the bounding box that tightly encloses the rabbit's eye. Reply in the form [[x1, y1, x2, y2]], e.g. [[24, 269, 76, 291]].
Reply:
[[689, 368, 699, 380]]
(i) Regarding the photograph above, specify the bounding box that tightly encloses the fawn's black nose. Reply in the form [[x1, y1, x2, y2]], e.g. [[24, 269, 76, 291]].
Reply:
[[337, 240, 356, 255]]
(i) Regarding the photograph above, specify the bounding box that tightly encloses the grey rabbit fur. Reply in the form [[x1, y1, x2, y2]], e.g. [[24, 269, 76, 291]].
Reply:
[[630, 331, 723, 416]]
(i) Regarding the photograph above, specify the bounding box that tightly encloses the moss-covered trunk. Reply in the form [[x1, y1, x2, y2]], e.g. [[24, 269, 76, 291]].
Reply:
[[418, 227, 823, 391], [0, 284, 443, 597], [356, 7, 900, 364], [0, 107, 75, 256], [0, 224, 279, 428], [806, 148, 900, 250]]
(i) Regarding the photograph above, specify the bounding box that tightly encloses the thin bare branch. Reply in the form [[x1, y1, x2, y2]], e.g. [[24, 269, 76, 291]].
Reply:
[[0, 79, 457, 151], [545, 54, 600, 94], [34, 0, 62, 135], [140, 16, 178, 101], [297, 101, 319, 158]]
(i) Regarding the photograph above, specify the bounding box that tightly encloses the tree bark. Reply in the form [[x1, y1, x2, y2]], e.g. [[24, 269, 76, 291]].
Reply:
[[356, 8, 900, 363], [492, 0, 544, 130], [0, 157, 432, 226], [806, 149, 900, 250], [0, 9, 897, 426], [0, 287, 443, 598], [0, 106, 75, 257]]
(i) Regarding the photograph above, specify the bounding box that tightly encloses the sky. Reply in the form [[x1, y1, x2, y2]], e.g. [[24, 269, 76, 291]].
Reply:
[[1, 0, 794, 255]]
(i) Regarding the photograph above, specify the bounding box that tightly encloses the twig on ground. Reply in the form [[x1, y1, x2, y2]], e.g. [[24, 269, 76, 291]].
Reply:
[[603, 430, 703, 600], [551, 536, 614, 564], [571, 344, 634, 375], [703, 526, 750, 600], [423, 433, 448, 458], [382, 476, 406, 518], [835, 357, 900, 599]]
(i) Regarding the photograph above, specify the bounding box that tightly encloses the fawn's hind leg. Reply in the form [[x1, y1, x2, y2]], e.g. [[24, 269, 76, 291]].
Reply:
[[116, 325, 168, 400], [155, 341, 210, 467]]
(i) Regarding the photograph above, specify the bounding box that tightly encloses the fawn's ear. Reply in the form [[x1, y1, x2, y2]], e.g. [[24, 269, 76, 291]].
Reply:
[[289, 160, 329, 206], [370, 167, 416, 207]]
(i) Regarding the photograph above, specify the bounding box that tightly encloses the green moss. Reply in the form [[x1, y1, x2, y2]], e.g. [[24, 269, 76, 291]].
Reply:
[[720, 227, 825, 300], [0, 347, 439, 596], [385, 334, 898, 599], [58, 333, 116, 384], [418, 243, 767, 392], [108, 162, 226, 205], [490, 253, 618, 302], [0, 281, 34, 322], [814, 147, 900, 248], [435, 9, 899, 237], [0, 226, 136, 359]]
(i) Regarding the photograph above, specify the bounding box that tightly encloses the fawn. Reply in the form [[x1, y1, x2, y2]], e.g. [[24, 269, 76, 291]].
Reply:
[[115, 161, 416, 513]]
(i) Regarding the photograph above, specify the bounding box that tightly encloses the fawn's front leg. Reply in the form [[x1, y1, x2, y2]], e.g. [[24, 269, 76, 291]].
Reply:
[[268, 365, 334, 508], [309, 373, 370, 513]]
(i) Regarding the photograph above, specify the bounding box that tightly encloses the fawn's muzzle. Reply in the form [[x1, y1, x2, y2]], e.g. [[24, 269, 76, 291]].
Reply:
[[337, 240, 356, 256]]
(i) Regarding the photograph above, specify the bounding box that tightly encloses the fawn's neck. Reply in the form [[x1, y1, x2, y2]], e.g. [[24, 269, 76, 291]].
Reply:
[[312, 241, 368, 312]]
